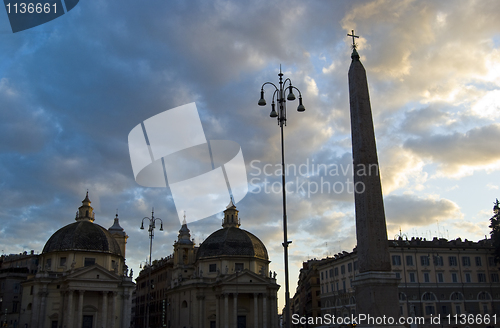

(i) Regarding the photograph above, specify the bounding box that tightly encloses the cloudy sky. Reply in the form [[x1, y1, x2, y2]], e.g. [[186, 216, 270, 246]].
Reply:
[[2, 0, 500, 311]]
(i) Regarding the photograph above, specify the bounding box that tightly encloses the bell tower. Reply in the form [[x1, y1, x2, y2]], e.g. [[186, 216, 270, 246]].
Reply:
[[173, 214, 195, 280]]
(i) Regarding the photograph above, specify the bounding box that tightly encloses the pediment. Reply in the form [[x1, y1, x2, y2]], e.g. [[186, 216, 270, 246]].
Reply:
[[223, 270, 272, 284], [66, 264, 120, 281]]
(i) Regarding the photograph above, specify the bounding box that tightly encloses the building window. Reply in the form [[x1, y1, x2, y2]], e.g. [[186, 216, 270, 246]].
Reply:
[[434, 256, 443, 266], [331, 283, 334, 291], [442, 305, 448, 315], [406, 255, 413, 266], [348, 263, 352, 272], [489, 257, 495, 266], [321, 286, 324, 294], [342, 280, 346, 291], [449, 256, 458, 266], [423, 292, 436, 301], [424, 272, 430, 283], [325, 284, 328, 293], [84, 258, 95, 267], [209, 264, 217, 272], [455, 305, 461, 315], [59, 257, 66, 267], [409, 272, 416, 283], [425, 306, 435, 315], [329, 269, 333, 278], [420, 256, 430, 266], [451, 273, 458, 283], [235, 263, 244, 272], [334, 267, 339, 276], [491, 273, 499, 282], [392, 255, 402, 266], [353, 261, 358, 271], [341, 265, 345, 274], [46, 258, 52, 269], [462, 257, 471, 267], [321, 272, 324, 280], [437, 273, 444, 283], [395, 272, 401, 279], [478, 292, 491, 300], [475, 256, 482, 266], [451, 292, 464, 300], [465, 273, 471, 283], [478, 273, 486, 283]]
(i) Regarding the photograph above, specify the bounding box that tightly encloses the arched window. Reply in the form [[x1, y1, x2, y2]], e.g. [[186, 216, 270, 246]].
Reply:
[[478, 292, 491, 300], [181, 300, 188, 308], [450, 292, 464, 301], [399, 292, 407, 301], [422, 292, 436, 301]]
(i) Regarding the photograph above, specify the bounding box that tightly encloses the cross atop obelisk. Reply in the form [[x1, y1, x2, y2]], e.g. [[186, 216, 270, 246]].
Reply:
[[347, 29, 359, 49]]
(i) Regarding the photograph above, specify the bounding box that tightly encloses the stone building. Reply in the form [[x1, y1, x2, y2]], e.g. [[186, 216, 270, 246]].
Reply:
[[19, 193, 135, 328], [0, 251, 39, 328], [134, 200, 280, 328], [290, 259, 321, 327], [317, 237, 500, 327]]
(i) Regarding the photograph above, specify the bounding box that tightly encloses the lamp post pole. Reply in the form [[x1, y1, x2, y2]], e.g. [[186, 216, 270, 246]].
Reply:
[[259, 67, 306, 328], [140, 209, 164, 328]]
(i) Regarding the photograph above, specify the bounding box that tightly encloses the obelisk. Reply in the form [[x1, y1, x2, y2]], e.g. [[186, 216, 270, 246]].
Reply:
[[348, 31, 401, 326]]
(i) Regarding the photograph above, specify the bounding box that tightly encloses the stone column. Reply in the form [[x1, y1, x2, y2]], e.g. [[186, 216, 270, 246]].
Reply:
[[348, 47, 401, 326], [39, 290, 49, 328], [101, 292, 108, 328], [64, 290, 74, 328], [233, 293, 238, 327], [254, 293, 258, 328], [58, 291, 65, 328], [197, 295, 205, 328], [110, 292, 117, 328], [224, 293, 229, 328], [121, 292, 131, 328], [263, 294, 267, 328], [30, 288, 40, 328], [127, 291, 133, 328], [271, 296, 277, 328], [216, 294, 220, 328], [77, 290, 84, 328]]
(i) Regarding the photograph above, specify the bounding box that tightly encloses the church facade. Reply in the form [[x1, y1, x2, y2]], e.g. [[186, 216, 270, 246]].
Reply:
[[19, 193, 135, 328], [134, 201, 280, 328]]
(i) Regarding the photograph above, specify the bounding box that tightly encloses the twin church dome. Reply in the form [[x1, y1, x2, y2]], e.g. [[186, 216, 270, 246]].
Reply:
[[42, 192, 125, 257], [42, 194, 268, 262]]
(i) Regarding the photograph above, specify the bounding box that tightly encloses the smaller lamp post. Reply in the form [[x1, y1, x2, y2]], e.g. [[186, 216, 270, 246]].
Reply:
[[140, 209, 164, 328]]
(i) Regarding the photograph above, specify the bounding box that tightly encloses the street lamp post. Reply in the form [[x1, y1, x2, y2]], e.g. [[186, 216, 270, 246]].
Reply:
[[258, 67, 306, 328], [140, 209, 164, 328]]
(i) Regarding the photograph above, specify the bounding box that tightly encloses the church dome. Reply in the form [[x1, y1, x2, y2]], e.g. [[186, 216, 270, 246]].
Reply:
[[196, 226, 268, 260], [42, 221, 123, 256], [42, 192, 123, 256]]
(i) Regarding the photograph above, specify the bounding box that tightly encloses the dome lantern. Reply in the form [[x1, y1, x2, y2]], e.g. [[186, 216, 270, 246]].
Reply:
[[76, 191, 95, 222], [222, 198, 240, 229]]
